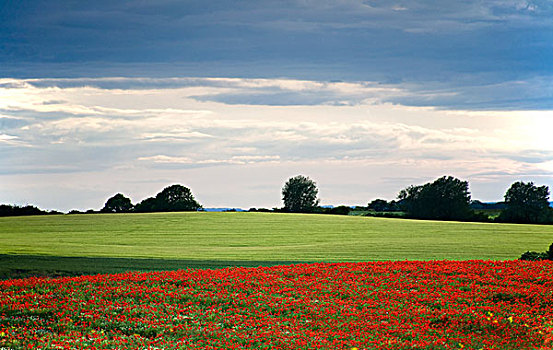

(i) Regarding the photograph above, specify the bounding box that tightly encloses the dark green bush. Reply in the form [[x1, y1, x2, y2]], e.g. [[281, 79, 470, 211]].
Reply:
[[519, 251, 549, 261], [519, 243, 553, 261], [323, 206, 352, 215]]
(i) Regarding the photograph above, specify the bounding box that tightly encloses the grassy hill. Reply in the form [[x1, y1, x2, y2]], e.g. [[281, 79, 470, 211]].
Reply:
[[1, 212, 552, 278]]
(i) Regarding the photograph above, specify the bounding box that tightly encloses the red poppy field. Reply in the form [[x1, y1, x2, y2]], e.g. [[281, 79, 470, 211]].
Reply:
[[1, 260, 552, 350]]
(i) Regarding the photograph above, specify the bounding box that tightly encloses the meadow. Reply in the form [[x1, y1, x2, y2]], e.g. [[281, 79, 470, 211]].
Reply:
[[2, 212, 553, 349], [1, 212, 552, 278], [2, 261, 552, 349]]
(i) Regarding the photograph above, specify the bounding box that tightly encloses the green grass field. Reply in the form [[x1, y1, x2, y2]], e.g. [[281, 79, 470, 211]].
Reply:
[[1, 212, 552, 278]]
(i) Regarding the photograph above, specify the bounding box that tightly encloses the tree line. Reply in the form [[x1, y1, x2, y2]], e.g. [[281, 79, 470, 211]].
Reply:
[[101, 184, 202, 213], [281, 175, 552, 224], [2, 175, 552, 224], [0, 204, 61, 217]]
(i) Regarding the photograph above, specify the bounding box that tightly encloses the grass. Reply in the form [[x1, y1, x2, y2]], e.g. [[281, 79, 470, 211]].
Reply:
[[1, 212, 552, 278], [474, 208, 503, 219], [0, 254, 305, 280]]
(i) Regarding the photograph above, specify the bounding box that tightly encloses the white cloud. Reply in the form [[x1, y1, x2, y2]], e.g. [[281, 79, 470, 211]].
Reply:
[[0, 77, 551, 210], [232, 155, 281, 161], [140, 131, 214, 142], [138, 154, 281, 166], [138, 155, 193, 164], [0, 134, 19, 142], [2, 77, 549, 156]]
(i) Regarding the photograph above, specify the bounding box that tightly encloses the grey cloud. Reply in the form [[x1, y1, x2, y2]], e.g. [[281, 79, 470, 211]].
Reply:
[[499, 150, 553, 164], [0, 108, 88, 121], [385, 76, 553, 110], [0, 82, 27, 89], [0, 116, 29, 129], [381, 175, 438, 185], [191, 91, 359, 106], [469, 170, 520, 177], [16, 75, 553, 110], [1, 0, 551, 110], [22, 77, 310, 91], [24, 78, 204, 90], [468, 171, 548, 181], [42, 100, 66, 105], [10, 77, 402, 107]]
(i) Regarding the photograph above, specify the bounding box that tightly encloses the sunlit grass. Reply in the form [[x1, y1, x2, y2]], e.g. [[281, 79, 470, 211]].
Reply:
[[2, 212, 552, 262]]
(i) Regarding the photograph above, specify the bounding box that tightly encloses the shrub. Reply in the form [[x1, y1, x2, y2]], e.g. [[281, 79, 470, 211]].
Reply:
[[519, 243, 553, 261], [519, 251, 549, 261], [322, 206, 352, 215]]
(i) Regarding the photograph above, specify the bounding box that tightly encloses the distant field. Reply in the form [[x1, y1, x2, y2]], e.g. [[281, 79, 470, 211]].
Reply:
[[1, 212, 552, 278]]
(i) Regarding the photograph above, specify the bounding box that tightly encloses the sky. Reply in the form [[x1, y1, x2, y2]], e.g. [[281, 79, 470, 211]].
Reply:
[[1, 0, 552, 211]]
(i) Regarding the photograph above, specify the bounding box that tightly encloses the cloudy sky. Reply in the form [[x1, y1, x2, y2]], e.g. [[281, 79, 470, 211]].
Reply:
[[1, 0, 552, 211]]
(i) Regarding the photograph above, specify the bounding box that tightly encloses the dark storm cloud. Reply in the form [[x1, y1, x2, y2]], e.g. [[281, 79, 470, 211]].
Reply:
[[1, 0, 552, 109]]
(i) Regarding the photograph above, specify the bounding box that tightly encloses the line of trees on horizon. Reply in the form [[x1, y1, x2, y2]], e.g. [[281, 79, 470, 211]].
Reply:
[[277, 175, 553, 224], [396, 176, 553, 224], [1, 175, 552, 224], [0, 204, 62, 217], [101, 184, 202, 214]]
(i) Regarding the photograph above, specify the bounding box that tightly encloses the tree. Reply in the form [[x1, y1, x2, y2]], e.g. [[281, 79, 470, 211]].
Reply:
[[101, 193, 133, 213], [0, 204, 47, 217], [135, 184, 202, 212], [367, 199, 402, 212], [134, 197, 158, 213], [155, 184, 202, 211], [398, 176, 472, 220], [318, 205, 352, 215], [498, 181, 552, 224], [367, 199, 390, 212], [282, 175, 319, 213]]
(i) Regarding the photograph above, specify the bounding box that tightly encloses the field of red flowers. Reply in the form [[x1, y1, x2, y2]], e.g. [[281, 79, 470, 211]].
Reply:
[[1, 260, 552, 350]]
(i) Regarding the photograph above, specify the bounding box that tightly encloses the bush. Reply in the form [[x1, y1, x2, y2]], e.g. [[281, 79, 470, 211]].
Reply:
[[519, 243, 553, 261], [322, 206, 352, 215], [519, 251, 549, 261]]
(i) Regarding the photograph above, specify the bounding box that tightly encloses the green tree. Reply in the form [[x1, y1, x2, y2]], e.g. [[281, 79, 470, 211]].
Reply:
[[398, 176, 472, 220], [368, 199, 390, 212], [498, 181, 552, 224], [101, 193, 133, 213], [155, 184, 202, 211], [134, 197, 158, 213], [134, 185, 202, 213], [282, 175, 319, 213]]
